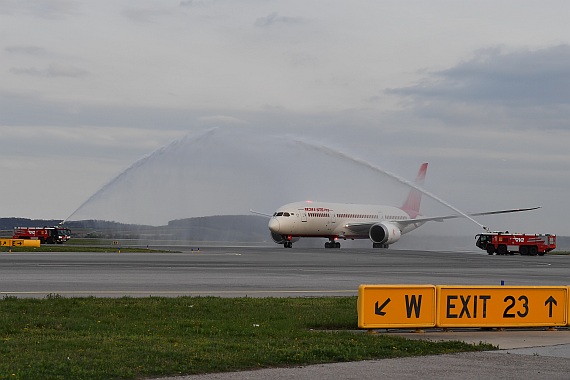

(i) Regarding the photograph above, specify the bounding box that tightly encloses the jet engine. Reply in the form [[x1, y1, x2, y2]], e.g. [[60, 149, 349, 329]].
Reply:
[[271, 232, 300, 244], [369, 222, 402, 245]]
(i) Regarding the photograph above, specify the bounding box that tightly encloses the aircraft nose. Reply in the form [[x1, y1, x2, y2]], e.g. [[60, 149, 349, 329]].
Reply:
[[268, 218, 280, 233]]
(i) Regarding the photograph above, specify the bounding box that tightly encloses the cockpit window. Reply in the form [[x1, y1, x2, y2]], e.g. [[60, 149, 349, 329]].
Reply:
[[276, 212, 283, 216], [283, 212, 290, 217]]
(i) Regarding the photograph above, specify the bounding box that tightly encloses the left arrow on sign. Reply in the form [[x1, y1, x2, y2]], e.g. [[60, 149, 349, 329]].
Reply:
[[375, 298, 391, 316]]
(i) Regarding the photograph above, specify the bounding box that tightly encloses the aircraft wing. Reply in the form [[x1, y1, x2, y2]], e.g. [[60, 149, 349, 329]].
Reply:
[[469, 207, 541, 217], [344, 206, 541, 232], [403, 206, 542, 224]]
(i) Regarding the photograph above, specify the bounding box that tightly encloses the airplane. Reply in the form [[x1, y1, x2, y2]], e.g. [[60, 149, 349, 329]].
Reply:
[[259, 163, 540, 249]]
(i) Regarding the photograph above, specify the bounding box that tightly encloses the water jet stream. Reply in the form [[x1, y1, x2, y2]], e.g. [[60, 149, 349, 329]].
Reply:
[[295, 140, 488, 231], [62, 128, 491, 228]]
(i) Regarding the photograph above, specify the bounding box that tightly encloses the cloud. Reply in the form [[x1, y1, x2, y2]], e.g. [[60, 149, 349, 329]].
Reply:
[[179, 0, 212, 7], [254, 12, 306, 28], [121, 7, 172, 23], [198, 115, 248, 126], [386, 45, 570, 130], [10, 63, 89, 78], [5, 45, 49, 56], [0, 124, 182, 152], [388, 45, 570, 107], [0, 91, 222, 130], [0, 0, 78, 18]]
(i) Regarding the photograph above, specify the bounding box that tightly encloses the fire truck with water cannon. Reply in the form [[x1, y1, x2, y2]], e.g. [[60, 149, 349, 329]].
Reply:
[[475, 231, 556, 256], [12, 226, 71, 244]]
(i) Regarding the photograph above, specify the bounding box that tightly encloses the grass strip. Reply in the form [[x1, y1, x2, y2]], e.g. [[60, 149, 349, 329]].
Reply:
[[0, 296, 494, 380]]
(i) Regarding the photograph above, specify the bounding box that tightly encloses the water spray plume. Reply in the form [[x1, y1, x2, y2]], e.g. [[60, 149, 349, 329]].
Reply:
[[295, 140, 488, 231], [64, 128, 494, 228], [65, 129, 418, 225]]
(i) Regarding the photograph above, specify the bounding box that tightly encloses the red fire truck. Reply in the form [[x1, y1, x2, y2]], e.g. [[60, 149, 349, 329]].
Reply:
[[475, 232, 556, 256], [12, 227, 71, 244]]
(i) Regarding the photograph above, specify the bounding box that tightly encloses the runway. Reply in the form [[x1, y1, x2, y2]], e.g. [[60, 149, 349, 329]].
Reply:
[[1, 247, 569, 298]]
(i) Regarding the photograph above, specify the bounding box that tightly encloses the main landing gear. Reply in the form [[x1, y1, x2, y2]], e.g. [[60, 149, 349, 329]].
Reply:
[[325, 239, 341, 249]]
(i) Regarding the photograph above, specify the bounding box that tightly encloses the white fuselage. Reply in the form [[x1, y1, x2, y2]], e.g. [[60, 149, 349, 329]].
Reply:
[[268, 201, 422, 240]]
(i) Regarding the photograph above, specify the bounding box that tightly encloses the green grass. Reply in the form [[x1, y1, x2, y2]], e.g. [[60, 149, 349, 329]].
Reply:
[[0, 297, 494, 380]]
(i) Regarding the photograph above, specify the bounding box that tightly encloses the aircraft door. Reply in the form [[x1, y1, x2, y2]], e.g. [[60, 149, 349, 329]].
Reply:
[[299, 209, 307, 222], [330, 211, 336, 223]]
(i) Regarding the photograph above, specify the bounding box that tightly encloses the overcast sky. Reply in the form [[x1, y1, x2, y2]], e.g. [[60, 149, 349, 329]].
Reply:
[[1, 1, 569, 236]]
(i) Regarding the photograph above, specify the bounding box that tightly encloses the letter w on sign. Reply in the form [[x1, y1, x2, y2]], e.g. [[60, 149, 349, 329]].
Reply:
[[405, 295, 422, 318]]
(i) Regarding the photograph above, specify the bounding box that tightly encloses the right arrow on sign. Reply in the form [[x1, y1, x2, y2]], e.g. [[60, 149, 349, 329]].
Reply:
[[545, 296, 557, 318], [375, 298, 391, 316]]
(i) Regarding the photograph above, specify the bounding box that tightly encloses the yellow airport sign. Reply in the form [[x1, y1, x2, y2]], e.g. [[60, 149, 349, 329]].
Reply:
[[358, 285, 436, 328], [0, 239, 41, 248], [19, 239, 41, 247], [437, 286, 567, 328]]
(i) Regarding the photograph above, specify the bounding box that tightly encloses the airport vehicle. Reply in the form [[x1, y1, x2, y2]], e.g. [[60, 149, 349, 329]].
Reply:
[[12, 226, 71, 244], [263, 163, 540, 249], [475, 232, 556, 256]]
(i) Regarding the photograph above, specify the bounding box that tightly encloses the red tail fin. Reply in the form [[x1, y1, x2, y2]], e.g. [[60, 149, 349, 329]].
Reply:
[[401, 163, 428, 218]]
